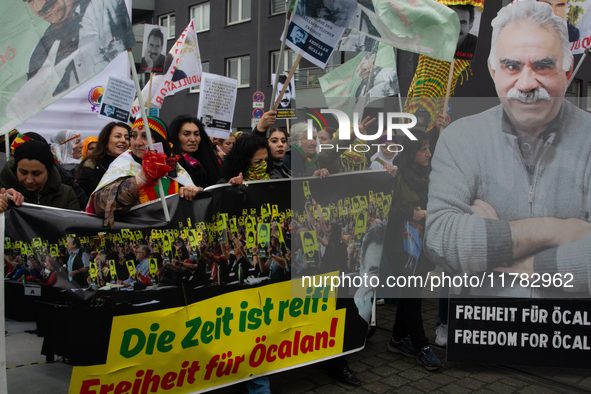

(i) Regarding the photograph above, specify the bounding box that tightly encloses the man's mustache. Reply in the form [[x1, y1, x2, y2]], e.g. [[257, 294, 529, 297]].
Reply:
[[39, 0, 59, 17], [506, 87, 551, 104]]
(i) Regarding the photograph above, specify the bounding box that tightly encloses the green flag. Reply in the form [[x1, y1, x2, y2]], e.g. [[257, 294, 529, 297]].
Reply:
[[352, 0, 460, 62], [319, 41, 399, 120], [288, 0, 299, 14]]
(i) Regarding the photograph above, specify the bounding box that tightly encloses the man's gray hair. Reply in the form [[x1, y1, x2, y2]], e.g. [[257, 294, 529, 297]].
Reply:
[[489, 0, 572, 72], [290, 122, 316, 148]]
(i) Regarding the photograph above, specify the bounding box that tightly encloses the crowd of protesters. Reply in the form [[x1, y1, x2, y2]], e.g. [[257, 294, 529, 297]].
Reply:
[[2, 104, 447, 393]]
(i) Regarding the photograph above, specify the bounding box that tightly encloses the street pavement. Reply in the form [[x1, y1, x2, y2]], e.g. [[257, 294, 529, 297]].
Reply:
[[6, 298, 591, 394]]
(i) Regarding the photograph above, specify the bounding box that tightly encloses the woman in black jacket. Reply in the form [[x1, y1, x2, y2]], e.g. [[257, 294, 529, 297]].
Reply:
[[76, 122, 130, 198], [384, 129, 441, 371], [168, 115, 221, 188]]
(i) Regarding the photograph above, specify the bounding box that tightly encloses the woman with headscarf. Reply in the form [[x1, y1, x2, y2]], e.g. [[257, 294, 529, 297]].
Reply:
[[76, 122, 131, 197], [167, 115, 221, 188], [86, 116, 201, 228], [82, 136, 99, 159], [50, 130, 84, 173], [369, 134, 399, 170]]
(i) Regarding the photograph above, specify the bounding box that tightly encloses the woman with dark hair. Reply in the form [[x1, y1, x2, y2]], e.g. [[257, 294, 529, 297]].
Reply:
[[77, 122, 131, 197], [384, 129, 441, 371], [87, 116, 201, 228], [168, 115, 221, 188], [220, 135, 276, 184], [267, 127, 291, 178]]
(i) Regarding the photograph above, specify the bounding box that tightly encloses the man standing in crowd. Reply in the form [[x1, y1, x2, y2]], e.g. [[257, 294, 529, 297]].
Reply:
[[425, 0, 591, 297], [67, 237, 89, 287], [134, 245, 151, 277]]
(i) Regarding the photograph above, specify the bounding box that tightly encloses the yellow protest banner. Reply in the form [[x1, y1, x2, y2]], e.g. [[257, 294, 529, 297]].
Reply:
[[70, 278, 344, 394]]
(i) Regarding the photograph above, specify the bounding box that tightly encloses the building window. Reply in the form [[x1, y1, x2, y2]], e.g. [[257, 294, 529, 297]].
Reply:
[[190, 63, 210, 93], [159, 13, 176, 39], [271, 50, 298, 81], [191, 3, 210, 33], [227, 56, 250, 87], [228, 0, 251, 24], [271, 0, 286, 14]]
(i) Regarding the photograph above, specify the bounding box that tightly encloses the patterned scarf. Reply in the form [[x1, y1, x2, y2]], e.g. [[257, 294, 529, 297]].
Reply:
[[181, 152, 200, 168], [340, 138, 367, 172], [404, 56, 471, 132], [292, 145, 318, 169], [138, 177, 180, 204], [244, 161, 270, 181]]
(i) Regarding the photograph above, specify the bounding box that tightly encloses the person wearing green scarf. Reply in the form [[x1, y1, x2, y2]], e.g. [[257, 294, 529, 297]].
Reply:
[[289, 122, 330, 178], [220, 135, 277, 184], [384, 129, 442, 371]]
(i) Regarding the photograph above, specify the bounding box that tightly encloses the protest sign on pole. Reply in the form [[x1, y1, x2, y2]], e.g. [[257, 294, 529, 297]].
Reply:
[[140, 24, 168, 74], [272, 74, 297, 119], [285, 0, 357, 69], [0, 0, 136, 135], [98, 76, 136, 123], [197, 73, 238, 139]]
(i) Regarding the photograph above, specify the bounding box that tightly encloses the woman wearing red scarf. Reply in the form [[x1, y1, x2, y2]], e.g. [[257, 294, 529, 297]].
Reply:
[[86, 116, 201, 228]]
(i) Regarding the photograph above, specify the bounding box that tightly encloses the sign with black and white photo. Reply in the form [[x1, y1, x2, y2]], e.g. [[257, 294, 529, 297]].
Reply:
[[197, 72, 238, 139], [272, 73, 297, 119], [140, 24, 168, 74], [98, 76, 136, 123]]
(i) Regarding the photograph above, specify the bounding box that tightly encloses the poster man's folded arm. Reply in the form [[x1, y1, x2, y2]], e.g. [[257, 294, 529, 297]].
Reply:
[[425, 130, 514, 274], [426, 130, 591, 292]]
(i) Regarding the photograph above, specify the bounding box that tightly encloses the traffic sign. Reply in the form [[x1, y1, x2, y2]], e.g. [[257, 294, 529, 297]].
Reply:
[[253, 108, 264, 118], [253, 92, 265, 102], [252, 102, 264, 108], [251, 119, 260, 128]]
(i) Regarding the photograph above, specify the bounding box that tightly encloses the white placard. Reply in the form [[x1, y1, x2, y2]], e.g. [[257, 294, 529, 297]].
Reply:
[[285, 13, 350, 69], [98, 76, 136, 123], [197, 72, 238, 139]]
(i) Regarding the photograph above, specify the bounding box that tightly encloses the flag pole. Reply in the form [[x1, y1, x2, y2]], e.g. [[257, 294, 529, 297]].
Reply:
[[127, 49, 171, 223], [273, 54, 303, 111], [270, 0, 292, 114], [568, 47, 589, 87], [4, 135, 9, 162], [441, 59, 455, 136], [147, 73, 154, 115]]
